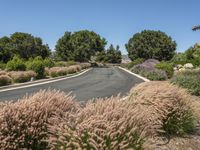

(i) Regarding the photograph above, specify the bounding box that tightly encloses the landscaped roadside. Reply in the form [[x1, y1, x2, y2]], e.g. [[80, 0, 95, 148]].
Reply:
[[0, 80, 199, 149], [0, 56, 91, 87]]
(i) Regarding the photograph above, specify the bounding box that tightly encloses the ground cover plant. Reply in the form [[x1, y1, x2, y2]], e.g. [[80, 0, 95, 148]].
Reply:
[[0, 81, 198, 149], [171, 69, 200, 96], [131, 59, 168, 81]]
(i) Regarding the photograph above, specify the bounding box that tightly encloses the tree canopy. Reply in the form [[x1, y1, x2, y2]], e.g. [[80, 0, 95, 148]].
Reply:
[[0, 32, 50, 62], [55, 30, 107, 62], [126, 30, 177, 61], [96, 44, 122, 64]]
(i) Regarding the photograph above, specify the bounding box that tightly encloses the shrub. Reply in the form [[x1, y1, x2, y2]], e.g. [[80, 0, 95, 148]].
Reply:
[[6, 56, 26, 71], [0, 90, 79, 149], [171, 70, 200, 96], [132, 59, 167, 81], [129, 81, 197, 136], [66, 65, 81, 74], [0, 71, 7, 76], [155, 62, 174, 78], [127, 58, 144, 69], [0, 62, 6, 70], [55, 61, 67, 67], [48, 67, 68, 77], [80, 63, 91, 69], [66, 61, 76, 66], [43, 58, 55, 68], [26, 58, 45, 79], [8, 71, 36, 83], [0, 75, 12, 86], [48, 96, 145, 149]]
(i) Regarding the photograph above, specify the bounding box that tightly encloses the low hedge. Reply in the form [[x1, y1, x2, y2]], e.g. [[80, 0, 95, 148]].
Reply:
[[0, 75, 12, 86]]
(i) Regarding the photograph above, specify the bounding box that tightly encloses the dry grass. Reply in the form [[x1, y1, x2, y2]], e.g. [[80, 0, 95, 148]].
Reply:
[[129, 81, 198, 136], [0, 75, 12, 86], [0, 81, 199, 149], [80, 63, 91, 69], [0, 90, 79, 150], [7, 71, 36, 83], [48, 96, 146, 149], [0, 71, 7, 76], [47, 65, 83, 77]]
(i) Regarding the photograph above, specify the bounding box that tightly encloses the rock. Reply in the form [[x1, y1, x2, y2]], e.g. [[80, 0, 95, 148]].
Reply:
[[177, 64, 183, 69], [184, 63, 194, 69]]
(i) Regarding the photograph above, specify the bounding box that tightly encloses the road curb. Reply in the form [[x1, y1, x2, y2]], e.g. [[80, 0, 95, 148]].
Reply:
[[0, 68, 92, 93], [118, 66, 150, 82]]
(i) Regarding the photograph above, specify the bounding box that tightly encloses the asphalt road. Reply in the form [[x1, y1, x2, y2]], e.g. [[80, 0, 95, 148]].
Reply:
[[0, 67, 144, 102]]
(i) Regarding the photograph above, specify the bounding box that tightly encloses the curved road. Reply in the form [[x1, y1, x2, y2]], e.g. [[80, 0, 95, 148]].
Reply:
[[0, 67, 144, 102]]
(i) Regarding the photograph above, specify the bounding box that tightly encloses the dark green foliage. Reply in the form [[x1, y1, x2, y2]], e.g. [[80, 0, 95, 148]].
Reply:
[[127, 58, 144, 69], [0, 32, 51, 62], [171, 70, 200, 96], [104, 44, 122, 63], [26, 57, 45, 79], [163, 109, 195, 136], [6, 55, 26, 71], [0, 36, 12, 63], [96, 44, 122, 64], [55, 30, 107, 62], [126, 30, 177, 61], [155, 62, 174, 78]]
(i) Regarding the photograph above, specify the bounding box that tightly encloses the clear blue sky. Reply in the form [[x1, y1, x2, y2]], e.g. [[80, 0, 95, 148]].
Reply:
[[0, 0, 199, 54]]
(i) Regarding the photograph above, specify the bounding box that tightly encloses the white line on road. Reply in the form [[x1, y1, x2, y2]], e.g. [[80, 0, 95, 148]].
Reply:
[[118, 67, 150, 82], [0, 69, 92, 93]]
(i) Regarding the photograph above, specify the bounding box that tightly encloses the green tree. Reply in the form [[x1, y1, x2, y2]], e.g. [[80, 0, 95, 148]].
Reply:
[[55, 32, 73, 61], [0, 32, 51, 62], [10, 32, 50, 60], [126, 30, 177, 61], [105, 44, 122, 63], [0, 36, 12, 63], [55, 30, 107, 62]]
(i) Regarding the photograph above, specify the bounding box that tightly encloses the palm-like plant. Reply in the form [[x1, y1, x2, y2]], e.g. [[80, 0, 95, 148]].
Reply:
[[192, 25, 200, 31]]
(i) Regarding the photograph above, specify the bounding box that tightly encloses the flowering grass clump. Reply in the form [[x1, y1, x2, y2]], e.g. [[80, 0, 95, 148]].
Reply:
[[0, 90, 79, 150], [80, 63, 91, 69], [7, 71, 36, 83], [48, 96, 146, 150], [0, 75, 12, 86], [129, 81, 197, 136], [171, 69, 200, 96]]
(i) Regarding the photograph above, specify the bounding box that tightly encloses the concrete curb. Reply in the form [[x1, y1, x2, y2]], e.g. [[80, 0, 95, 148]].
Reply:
[[0, 69, 92, 93], [118, 66, 150, 82]]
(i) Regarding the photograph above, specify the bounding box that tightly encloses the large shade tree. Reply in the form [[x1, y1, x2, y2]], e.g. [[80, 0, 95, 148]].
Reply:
[[55, 30, 107, 62], [0, 32, 51, 62], [126, 30, 177, 61]]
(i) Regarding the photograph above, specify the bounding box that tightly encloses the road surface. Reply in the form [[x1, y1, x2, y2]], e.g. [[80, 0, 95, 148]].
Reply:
[[0, 67, 144, 102]]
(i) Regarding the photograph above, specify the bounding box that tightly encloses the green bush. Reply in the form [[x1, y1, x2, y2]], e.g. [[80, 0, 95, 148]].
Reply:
[[155, 62, 174, 78], [43, 58, 55, 68], [66, 61, 76, 66], [145, 70, 167, 81], [163, 109, 195, 136], [127, 58, 144, 69], [26, 58, 45, 79], [0, 62, 6, 70], [0, 75, 12, 86], [171, 70, 200, 96], [6, 56, 26, 71]]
